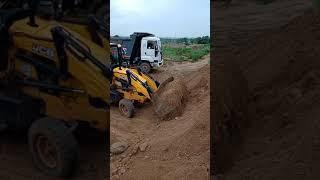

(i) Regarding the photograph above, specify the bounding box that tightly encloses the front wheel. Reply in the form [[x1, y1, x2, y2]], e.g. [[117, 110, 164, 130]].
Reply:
[[28, 118, 79, 177], [139, 62, 151, 74], [119, 99, 134, 118]]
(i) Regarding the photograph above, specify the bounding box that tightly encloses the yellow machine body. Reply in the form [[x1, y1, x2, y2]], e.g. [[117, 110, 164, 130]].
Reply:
[[8, 17, 110, 131], [112, 67, 158, 103]]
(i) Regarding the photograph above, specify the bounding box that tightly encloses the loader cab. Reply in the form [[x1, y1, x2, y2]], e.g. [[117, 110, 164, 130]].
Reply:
[[110, 43, 126, 67], [110, 43, 120, 64]]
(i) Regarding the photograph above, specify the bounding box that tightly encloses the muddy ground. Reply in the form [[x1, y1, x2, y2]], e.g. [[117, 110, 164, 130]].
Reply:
[[110, 55, 210, 180]]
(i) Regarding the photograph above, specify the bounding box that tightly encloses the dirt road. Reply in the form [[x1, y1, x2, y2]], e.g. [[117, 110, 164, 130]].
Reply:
[[110, 55, 210, 180]]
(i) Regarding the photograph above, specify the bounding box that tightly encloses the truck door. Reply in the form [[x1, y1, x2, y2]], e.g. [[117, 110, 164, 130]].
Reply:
[[145, 40, 156, 58]]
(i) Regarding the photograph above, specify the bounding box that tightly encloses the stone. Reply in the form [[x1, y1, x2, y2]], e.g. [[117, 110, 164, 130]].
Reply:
[[111, 175, 120, 180], [131, 144, 139, 155], [111, 167, 118, 176], [111, 142, 128, 155], [139, 142, 149, 152], [119, 167, 126, 174], [122, 157, 130, 164], [162, 146, 169, 152]]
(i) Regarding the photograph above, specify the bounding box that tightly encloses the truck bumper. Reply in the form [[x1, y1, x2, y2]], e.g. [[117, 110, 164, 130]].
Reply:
[[151, 59, 163, 68]]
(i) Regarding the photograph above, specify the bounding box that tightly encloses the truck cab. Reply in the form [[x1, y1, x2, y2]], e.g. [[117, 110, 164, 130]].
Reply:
[[141, 36, 163, 69], [111, 32, 163, 73]]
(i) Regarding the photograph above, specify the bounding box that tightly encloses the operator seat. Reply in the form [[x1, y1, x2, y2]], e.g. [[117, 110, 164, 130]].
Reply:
[[0, 9, 31, 70]]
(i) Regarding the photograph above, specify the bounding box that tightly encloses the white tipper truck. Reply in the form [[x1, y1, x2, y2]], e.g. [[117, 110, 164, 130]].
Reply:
[[111, 32, 163, 73]]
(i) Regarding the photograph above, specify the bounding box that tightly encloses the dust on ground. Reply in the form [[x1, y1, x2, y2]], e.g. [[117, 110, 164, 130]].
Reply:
[[110, 55, 210, 180], [213, 0, 320, 179]]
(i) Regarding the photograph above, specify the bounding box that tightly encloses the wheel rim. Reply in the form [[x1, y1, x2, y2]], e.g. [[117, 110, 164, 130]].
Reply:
[[120, 104, 129, 116], [35, 135, 58, 169], [141, 64, 149, 73]]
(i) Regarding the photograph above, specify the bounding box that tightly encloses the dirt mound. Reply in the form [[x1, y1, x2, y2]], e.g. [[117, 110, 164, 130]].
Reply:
[[152, 77, 189, 120], [233, 10, 320, 92], [152, 64, 210, 121], [218, 9, 320, 180], [186, 65, 210, 91]]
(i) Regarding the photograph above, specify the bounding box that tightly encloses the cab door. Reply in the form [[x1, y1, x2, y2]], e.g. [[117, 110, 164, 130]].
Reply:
[[143, 40, 156, 58]]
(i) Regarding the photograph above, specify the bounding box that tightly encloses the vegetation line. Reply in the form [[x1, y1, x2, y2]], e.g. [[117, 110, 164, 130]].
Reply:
[[161, 36, 210, 62]]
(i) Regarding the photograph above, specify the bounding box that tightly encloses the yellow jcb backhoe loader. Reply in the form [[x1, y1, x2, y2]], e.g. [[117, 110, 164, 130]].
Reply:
[[36, 2, 174, 119], [110, 43, 174, 118], [0, 0, 110, 177]]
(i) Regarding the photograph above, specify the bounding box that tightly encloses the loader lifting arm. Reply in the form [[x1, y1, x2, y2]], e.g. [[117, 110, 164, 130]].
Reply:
[[51, 26, 113, 79]]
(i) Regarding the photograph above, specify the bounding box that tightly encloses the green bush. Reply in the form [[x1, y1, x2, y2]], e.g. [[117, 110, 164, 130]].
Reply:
[[163, 44, 210, 62]]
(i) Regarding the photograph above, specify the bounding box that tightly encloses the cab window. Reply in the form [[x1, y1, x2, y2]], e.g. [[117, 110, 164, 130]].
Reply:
[[147, 41, 156, 49]]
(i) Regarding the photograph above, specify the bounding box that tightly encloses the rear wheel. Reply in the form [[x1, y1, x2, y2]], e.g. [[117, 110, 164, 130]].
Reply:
[[28, 117, 79, 177], [119, 99, 134, 118], [139, 62, 151, 74]]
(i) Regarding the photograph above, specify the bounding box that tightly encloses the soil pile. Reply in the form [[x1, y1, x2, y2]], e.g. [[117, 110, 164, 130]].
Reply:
[[152, 77, 189, 120], [219, 9, 320, 180]]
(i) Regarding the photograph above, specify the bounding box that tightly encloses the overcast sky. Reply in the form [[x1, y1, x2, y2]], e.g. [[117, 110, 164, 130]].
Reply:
[[110, 0, 210, 38]]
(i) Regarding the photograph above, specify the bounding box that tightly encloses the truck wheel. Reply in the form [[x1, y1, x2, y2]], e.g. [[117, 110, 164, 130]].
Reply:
[[28, 117, 79, 177], [119, 99, 134, 118], [139, 62, 151, 74]]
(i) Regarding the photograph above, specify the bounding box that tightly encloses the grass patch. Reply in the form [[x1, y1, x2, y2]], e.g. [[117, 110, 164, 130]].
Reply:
[[163, 44, 210, 62]]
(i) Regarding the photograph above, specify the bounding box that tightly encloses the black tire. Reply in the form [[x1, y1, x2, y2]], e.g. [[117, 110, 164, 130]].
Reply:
[[119, 99, 134, 118], [139, 62, 151, 74], [28, 117, 79, 177]]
